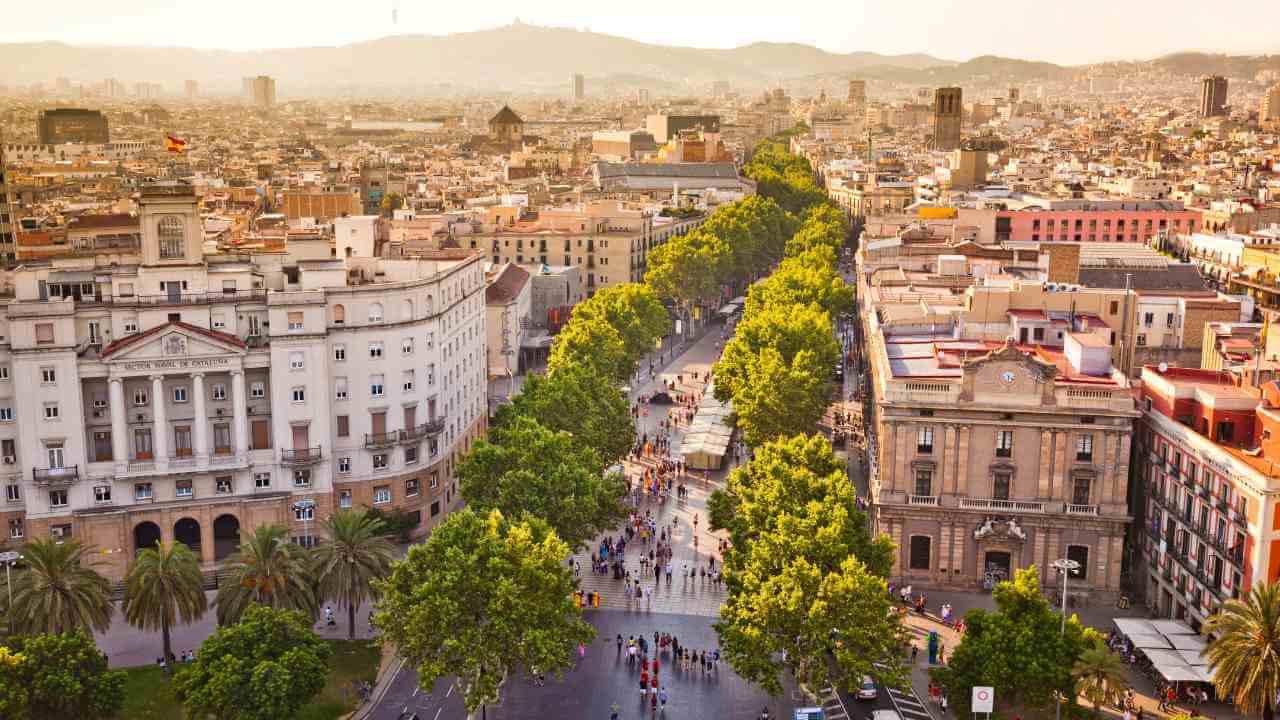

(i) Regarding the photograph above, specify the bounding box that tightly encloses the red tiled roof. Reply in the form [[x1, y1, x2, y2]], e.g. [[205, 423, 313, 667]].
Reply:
[[100, 321, 248, 358], [68, 213, 138, 230], [485, 263, 530, 305]]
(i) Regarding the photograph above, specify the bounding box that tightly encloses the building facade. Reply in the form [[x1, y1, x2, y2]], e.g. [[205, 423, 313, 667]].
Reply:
[[36, 108, 109, 145], [0, 183, 487, 579], [1200, 75, 1228, 118], [932, 87, 963, 152]]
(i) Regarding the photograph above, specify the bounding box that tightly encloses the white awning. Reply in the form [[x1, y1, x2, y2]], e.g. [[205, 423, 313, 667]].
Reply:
[[1149, 619, 1198, 635], [1128, 634, 1173, 649], [1113, 618, 1157, 636]]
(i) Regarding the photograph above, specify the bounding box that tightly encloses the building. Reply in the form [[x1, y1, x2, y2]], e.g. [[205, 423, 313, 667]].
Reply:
[[1200, 75, 1228, 118], [249, 76, 276, 108], [571, 73, 585, 101], [281, 189, 363, 223], [36, 108, 109, 145], [1261, 84, 1280, 124], [848, 80, 867, 106], [995, 200, 1201, 244], [645, 114, 721, 144], [591, 130, 658, 160], [1136, 365, 1278, 629], [484, 263, 532, 379], [592, 162, 752, 195], [184, 80, 199, 100], [932, 87, 963, 151], [0, 137, 13, 264], [488, 106, 524, 146], [0, 182, 487, 579], [950, 149, 989, 191]]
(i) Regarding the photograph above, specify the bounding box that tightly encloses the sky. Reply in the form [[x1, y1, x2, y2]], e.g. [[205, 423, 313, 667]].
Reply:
[[1, 0, 1275, 66]]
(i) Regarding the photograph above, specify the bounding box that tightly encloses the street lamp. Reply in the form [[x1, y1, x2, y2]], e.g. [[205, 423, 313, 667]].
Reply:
[[0, 551, 21, 635], [1051, 557, 1081, 720]]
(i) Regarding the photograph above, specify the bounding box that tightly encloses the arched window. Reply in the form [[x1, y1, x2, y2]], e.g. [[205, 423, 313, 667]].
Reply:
[[158, 216, 184, 259], [426, 295, 434, 315], [368, 302, 383, 323], [402, 299, 414, 320], [332, 304, 345, 325]]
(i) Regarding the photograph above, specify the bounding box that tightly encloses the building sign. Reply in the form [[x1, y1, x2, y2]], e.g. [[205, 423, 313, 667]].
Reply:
[[972, 687, 995, 713], [120, 357, 233, 373]]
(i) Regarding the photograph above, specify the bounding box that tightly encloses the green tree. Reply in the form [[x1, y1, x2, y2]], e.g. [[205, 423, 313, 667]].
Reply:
[[713, 302, 838, 405], [121, 541, 208, 665], [313, 508, 395, 640], [7, 538, 113, 635], [214, 523, 318, 625], [728, 346, 834, 445], [1073, 637, 1128, 716], [380, 192, 404, 214], [374, 509, 596, 714], [547, 314, 632, 384], [0, 630, 126, 720], [569, 283, 670, 364], [173, 605, 331, 720], [934, 566, 1095, 717], [1204, 583, 1280, 720], [496, 364, 635, 464], [746, 246, 853, 318], [644, 229, 728, 309], [458, 415, 627, 550]]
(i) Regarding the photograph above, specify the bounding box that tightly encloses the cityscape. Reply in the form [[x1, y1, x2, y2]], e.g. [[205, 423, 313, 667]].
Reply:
[[3, 3, 1280, 719]]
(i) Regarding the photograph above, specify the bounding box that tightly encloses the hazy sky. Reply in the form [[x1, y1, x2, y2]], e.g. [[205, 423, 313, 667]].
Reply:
[[2, 0, 1275, 65]]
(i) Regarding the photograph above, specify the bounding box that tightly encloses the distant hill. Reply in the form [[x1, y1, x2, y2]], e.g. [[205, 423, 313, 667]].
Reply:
[[1150, 51, 1280, 78]]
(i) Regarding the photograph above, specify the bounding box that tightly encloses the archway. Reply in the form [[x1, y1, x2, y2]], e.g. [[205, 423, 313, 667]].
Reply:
[[213, 514, 241, 561], [174, 517, 201, 555], [983, 550, 1012, 583], [133, 521, 162, 554]]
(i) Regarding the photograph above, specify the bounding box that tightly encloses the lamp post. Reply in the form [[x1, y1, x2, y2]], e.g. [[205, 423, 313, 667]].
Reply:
[[0, 551, 20, 635], [1051, 557, 1081, 720]]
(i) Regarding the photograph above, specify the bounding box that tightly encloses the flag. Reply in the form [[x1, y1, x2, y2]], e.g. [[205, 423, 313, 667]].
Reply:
[[165, 134, 187, 153]]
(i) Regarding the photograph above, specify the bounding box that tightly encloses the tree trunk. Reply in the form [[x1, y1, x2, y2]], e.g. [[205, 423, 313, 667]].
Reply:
[[1264, 700, 1273, 720], [348, 600, 357, 641], [161, 615, 171, 670]]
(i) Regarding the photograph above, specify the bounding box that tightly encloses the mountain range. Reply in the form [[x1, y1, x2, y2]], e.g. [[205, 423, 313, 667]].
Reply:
[[0, 24, 1277, 95]]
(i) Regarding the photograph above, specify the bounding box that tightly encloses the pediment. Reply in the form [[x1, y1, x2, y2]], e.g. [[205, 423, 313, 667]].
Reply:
[[102, 322, 247, 366], [962, 339, 1057, 383]]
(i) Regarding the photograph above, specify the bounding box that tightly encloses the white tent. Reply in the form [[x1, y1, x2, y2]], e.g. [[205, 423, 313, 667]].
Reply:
[[1150, 619, 1198, 635]]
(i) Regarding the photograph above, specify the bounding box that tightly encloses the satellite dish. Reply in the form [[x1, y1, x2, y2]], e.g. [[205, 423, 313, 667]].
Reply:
[[1158, 362, 1169, 372]]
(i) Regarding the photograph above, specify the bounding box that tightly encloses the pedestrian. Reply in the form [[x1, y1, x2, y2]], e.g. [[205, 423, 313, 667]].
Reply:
[[617, 634, 624, 654], [640, 669, 650, 696], [940, 694, 949, 713], [911, 643, 919, 663], [659, 686, 668, 712], [579, 641, 586, 659]]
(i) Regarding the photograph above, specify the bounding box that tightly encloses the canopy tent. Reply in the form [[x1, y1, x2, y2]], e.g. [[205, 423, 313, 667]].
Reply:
[[1168, 635, 1208, 652], [717, 302, 742, 317], [1143, 649, 1189, 666], [1113, 618, 1157, 637], [1115, 618, 1213, 685], [678, 381, 735, 470], [1128, 634, 1173, 649], [1150, 619, 1198, 635], [1157, 664, 1206, 683], [1177, 649, 1208, 666]]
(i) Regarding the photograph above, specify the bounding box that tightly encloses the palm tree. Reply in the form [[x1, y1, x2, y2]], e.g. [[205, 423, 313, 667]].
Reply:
[[1073, 637, 1127, 716], [214, 523, 317, 625], [1205, 583, 1280, 720], [121, 541, 208, 663], [312, 508, 395, 639], [8, 538, 113, 635]]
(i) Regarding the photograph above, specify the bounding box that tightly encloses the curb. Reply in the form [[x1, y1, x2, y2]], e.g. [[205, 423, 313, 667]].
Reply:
[[350, 655, 406, 720]]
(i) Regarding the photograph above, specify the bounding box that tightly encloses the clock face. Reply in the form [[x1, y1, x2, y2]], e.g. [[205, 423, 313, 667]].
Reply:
[[1001, 370, 1017, 384]]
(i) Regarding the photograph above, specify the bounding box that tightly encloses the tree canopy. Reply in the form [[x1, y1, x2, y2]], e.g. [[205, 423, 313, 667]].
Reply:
[[374, 509, 595, 713], [745, 245, 853, 319], [567, 283, 669, 364], [7, 538, 113, 636], [0, 630, 125, 720], [547, 315, 632, 385], [495, 363, 635, 465], [1204, 582, 1280, 720]]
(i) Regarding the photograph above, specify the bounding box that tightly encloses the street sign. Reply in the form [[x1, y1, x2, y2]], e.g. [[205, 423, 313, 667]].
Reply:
[[794, 708, 825, 720], [0, 551, 19, 563], [972, 686, 994, 713]]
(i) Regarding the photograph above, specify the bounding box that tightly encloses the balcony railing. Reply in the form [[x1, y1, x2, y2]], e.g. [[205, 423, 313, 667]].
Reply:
[[400, 417, 446, 441], [280, 447, 322, 466], [80, 288, 267, 307], [959, 497, 1046, 514], [907, 495, 939, 507], [1066, 503, 1100, 516], [33, 465, 79, 485], [364, 432, 398, 449]]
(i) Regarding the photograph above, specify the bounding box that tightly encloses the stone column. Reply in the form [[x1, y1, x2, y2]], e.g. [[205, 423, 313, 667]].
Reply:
[[231, 370, 248, 456], [1052, 431, 1069, 501], [1109, 535, 1124, 591], [199, 516, 216, 564], [883, 423, 897, 494], [1037, 430, 1054, 500], [192, 373, 209, 466], [109, 378, 129, 472], [151, 375, 168, 468], [956, 426, 971, 496], [896, 425, 911, 494], [1113, 433, 1132, 509], [939, 525, 952, 576], [1033, 529, 1047, 583], [941, 426, 957, 496], [1099, 432, 1117, 506]]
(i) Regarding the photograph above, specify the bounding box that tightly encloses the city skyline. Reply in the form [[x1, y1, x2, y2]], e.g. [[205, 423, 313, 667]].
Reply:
[[2, 0, 1279, 66]]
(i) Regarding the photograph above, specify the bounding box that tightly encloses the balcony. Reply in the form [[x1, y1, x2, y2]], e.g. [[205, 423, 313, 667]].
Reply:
[[884, 381, 960, 405], [33, 465, 79, 485], [1196, 484, 1209, 498], [1216, 497, 1230, 513], [959, 497, 1046, 514], [400, 417, 446, 441], [280, 447, 322, 466], [364, 432, 398, 449], [1066, 504, 1100, 516], [907, 495, 939, 507], [81, 288, 267, 307]]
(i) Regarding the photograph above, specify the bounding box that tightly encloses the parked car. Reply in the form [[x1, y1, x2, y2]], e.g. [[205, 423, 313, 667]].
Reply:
[[856, 675, 878, 700]]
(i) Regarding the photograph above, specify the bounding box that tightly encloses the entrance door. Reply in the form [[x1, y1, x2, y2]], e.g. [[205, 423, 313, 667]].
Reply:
[[291, 425, 309, 450], [93, 432, 112, 462], [984, 551, 1012, 583]]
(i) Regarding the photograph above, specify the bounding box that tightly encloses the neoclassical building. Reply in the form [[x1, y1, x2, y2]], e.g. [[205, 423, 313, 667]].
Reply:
[[0, 182, 488, 579]]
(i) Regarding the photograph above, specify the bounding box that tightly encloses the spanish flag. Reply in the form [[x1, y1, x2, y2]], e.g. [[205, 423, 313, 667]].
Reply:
[[165, 134, 187, 153]]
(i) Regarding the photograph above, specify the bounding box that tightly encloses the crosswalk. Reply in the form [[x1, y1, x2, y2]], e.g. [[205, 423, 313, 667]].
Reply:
[[573, 565, 728, 616], [887, 684, 935, 720], [816, 686, 850, 720]]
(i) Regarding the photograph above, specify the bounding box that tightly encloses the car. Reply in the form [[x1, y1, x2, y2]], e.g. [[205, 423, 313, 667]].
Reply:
[[649, 390, 674, 404], [856, 675, 878, 700], [834, 363, 845, 381]]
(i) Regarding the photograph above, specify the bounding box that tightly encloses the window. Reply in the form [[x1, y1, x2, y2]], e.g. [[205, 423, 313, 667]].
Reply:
[[0, 408, 11, 422], [46, 443, 64, 468], [124, 320, 139, 335], [370, 374, 385, 397], [43, 403, 59, 420], [996, 430, 1013, 458], [173, 386, 188, 403], [1076, 434, 1093, 461], [993, 471, 1012, 500], [40, 367, 55, 384], [914, 469, 933, 497], [1072, 475, 1092, 506], [158, 216, 184, 258], [212, 312, 226, 329], [1217, 421, 1235, 443], [373, 485, 392, 504], [293, 469, 312, 487], [373, 454, 388, 470], [35, 323, 54, 345], [1166, 313, 1175, 326], [287, 311, 304, 331], [406, 478, 420, 496], [8, 518, 23, 539], [909, 536, 931, 570], [294, 504, 315, 521], [368, 303, 384, 323], [332, 304, 345, 325], [134, 389, 149, 406], [254, 472, 271, 489], [339, 489, 353, 508], [135, 483, 153, 500], [405, 445, 419, 464], [336, 415, 350, 437], [5, 484, 19, 503], [334, 377, 349, 400], [333, 344, 346, 361], [917, 427, 934, 454], [402, 337, 414, 355], [290, 352, 305, 370], [291, 386, 306, 403], [175, 480, 193, 498], [250, 382, 265, 399], [369, 342, 383, 359], [430, 500, 441, 517], [1065, 545, 1089, 578], [0, 367, 7, 381], [215, 477, 233, 494], [403, 370, 415, 392], [429, 472, 439, 489], [338, 456, 351, 473]]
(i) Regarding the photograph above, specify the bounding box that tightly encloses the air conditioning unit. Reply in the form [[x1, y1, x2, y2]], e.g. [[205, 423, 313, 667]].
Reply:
[[2, 456, 14, 465], [216, 408, 225, 416], [92, 410, 103, 418], [93, 400, 108, 409], [50, 526, 68, 538]]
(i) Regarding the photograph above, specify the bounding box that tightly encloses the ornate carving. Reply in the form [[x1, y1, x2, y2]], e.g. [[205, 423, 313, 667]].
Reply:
[[962, 337, 1058, 383], [163, 333, 188, 356], [973, 515, 1027, 542]]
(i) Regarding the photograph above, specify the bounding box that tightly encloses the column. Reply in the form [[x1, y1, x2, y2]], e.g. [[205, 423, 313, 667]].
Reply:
[[889, 520, 903, 575], [1099, 433, 1117, 506], [1033, 529, 1047, 582], [951, 523, 964, 579], [199, 516, 216, 564], [152, 375, 168, 468], [231, 370, 249, 456], [955, 426, 971, 496], [883, 423, 897, 494], [192, 373, 209, 466], [1109, 535, 1124, 592], [1052, 432, 1069, 501], [895, 425, 910, 494], [1037, 430, 1054, 500], [939, 525, 952, 576], [1095, 536, 1110, 590], [1046, 528, 1061, 572], [109, 378, 129, 472], [941, 426, 957, 496], [1113, 433, 1132, 510]]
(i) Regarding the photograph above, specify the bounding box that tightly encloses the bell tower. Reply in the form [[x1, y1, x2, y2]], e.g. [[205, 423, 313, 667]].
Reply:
[[138, 182, 202, 266]]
